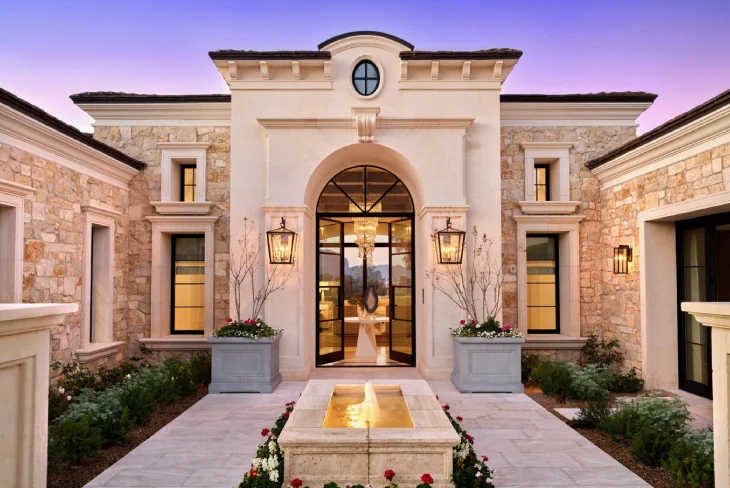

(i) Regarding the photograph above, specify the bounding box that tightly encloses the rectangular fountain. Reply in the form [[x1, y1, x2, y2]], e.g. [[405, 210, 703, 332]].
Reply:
[[278, 379, 460, 487]]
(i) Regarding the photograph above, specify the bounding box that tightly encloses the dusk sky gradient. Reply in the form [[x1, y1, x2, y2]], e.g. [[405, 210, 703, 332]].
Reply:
[[2, 0, 729, 133]]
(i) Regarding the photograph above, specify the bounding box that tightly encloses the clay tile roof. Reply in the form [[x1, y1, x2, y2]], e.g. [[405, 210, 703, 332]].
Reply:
[[208, 50, 331, 61], [70, 92, 231, 104], [318, 31, 415, 50], [400, 49, 523, 60], [587, 88, 730, 169], [500, 92, 658, 103], [0, 87, 145, 170]]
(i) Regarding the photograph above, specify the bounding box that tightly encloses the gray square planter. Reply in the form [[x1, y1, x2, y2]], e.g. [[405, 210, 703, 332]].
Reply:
[[208, 333, 282, 393], [451, 336, 525, 393]]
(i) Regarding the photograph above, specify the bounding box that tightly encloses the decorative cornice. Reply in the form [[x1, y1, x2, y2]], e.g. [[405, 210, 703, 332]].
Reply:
[[156, 142, 211, 150], [262, 205, 314, 218], [591, 103, 730, 187], [139, 336, 212, 350], [257, 117, 474, 130], [146, 215, 219, 225], [318, 31, 414, 51], [76, 102, 231, 127], [0, 104, 141, 189], [512, 214, 585, 224], [81, 204, 122, 219], [150, 201, 214, 215], [74, 341, 125, 364], [0, 178, 35, 197], [417, 206, 470, 218], [520, 142, 575, 150], [681, 302, 730, 331], [518, 201, 581, 215], [501, 102, 652, 127]]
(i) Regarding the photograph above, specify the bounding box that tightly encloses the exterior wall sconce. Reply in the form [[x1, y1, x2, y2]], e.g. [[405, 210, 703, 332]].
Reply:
[[613, 245, 632, 274], [267, 217, 298, 264], [435, 217, 466, 264]]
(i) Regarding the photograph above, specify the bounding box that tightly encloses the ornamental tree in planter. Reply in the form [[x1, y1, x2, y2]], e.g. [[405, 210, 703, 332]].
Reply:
[[209, 218, 294, 393], [427, 227, 524, 393]]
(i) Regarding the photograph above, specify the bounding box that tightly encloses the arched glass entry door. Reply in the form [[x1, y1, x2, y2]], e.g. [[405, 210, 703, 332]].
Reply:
[[316, 166, 415, 366]]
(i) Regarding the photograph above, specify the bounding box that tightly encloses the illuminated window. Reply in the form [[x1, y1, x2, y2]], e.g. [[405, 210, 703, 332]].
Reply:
[[534, 164, 550, 201], [526, 234, 559, 333], [180, 165, 197, 202], [171, 235, 205, 334]]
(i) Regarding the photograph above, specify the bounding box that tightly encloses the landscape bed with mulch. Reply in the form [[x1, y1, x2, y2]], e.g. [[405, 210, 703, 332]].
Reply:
[[47, 387, 207, 488], [525, 385, 675, 488]]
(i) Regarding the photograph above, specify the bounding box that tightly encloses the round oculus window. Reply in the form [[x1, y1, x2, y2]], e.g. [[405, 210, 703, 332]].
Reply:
[[352, 60, 380, 97]]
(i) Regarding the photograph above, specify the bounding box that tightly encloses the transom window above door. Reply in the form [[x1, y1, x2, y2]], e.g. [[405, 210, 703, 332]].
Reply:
[[317, 166, 413, 214], [352, 60, 380, 97]]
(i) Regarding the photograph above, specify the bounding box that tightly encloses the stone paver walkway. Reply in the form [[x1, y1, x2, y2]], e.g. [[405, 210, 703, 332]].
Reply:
[[86, 371, 649, 487]]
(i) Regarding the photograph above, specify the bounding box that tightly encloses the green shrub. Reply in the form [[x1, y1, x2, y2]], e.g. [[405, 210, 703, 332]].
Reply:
[[664, 429, 714, 488], [120, 382, 157, 426], [49, 415, 102, 462], [48, 387, 68, 421], [521, 354, 542, 384], [607, 367, 644, 393], [572, 397, 612, 429], [629, 424, 673, 467], [580, 335, 622, 369], [531, 360, 574, 401], [189, 352, 212, 386], [60, 388, 133, 447], [567, 364, 610, 401]]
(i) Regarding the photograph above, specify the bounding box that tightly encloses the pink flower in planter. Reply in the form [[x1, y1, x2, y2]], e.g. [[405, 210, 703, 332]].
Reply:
[[459, 320, 465, 325], [503, 324, 512, 331]]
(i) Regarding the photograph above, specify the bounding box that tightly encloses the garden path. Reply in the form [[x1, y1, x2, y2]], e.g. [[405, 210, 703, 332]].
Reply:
[[85, 369, 649, 488]]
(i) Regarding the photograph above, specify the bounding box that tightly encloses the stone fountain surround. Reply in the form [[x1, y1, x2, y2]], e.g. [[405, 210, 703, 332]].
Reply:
[[278, 379, 461, 487]]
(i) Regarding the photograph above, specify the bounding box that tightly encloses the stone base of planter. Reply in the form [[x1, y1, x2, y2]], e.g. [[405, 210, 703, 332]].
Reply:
[[208, 333, 282, 393], [451, 336, 525, 393]]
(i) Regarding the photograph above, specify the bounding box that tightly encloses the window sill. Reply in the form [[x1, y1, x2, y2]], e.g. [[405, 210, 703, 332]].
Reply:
[[523, 334, 589, 350], [74, 341, 125, 364], [150, 201, 214, 215], [140, 336, 211, 351], [518, 201, 580, 215]]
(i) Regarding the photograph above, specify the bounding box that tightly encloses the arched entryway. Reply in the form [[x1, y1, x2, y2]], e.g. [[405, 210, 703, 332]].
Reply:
[[316, 165, 415, 366]]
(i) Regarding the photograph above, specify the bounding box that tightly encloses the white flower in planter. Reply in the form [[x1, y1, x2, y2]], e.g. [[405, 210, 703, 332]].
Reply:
[[269, 470, 279, 483], [125, 374, 132, 380], [66, 395, 72, 401], [58, 386, 65, 394]]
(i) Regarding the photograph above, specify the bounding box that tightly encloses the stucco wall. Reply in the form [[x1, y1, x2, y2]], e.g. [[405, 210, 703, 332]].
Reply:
[[0, 142, 129, 368], [599, 141, 730, 370], [93, 126, 231, 354], [500, 126, 637, 345]]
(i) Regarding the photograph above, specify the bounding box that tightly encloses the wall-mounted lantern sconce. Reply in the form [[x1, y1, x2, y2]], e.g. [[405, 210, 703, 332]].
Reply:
[[435, 217, 466, 264], [267, 217, 297, 264], [613, 245, 632, 274]]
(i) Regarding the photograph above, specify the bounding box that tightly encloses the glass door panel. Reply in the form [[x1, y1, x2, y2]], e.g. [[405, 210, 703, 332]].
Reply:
[[317, 219, 344, 364], [389, 218, 414, 364]]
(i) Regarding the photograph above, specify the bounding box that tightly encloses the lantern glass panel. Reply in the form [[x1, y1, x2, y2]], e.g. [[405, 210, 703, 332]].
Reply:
[[267, 226, 297, 264]]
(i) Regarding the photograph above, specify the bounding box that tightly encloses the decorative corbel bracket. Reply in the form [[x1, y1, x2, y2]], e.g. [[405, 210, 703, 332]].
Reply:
[[352, 107, 380, 143]]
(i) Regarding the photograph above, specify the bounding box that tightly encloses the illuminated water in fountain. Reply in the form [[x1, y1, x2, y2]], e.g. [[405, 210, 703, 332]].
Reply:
[[323, 380, 413, 428]]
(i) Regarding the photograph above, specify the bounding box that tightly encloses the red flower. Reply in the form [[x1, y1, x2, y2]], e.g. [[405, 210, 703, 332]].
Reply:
[[482, 455, 489, 462], [443, 404, 450, 411], [261, 428, 269, 437], [456, 416, 463, 422], [503, 324, 512, 331], [284, 411, 290, 418], [465, 433, 474, 444], [384, 469, 396, 481], [248, 469, 258, 478], [226, 317, 233, 322], [291, 478, 303, 488], [459, 319, 465, 325], [421, 473, 434, 484]]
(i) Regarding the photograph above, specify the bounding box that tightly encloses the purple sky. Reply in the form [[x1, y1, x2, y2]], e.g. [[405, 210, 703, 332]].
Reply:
[[2, 0, 729, 133]]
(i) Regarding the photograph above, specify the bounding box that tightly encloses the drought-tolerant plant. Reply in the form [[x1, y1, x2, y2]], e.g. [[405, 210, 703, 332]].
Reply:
[[580, 334, 622, 369], [567, 363, 611, 402], [664, 429, 714, 488], [607, 367, 644, 393], [521, 353, 542, 385], [530, 360, 574, 401], [49, 414, 102, 462], [572, 396, 612, 429], [629, 424, 674, 467]]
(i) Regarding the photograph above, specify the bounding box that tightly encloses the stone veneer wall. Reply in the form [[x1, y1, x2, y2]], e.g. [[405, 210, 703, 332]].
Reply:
[[0, 143, 129, 370], [500, 126, 636, 360], [599, 141, 730, 370], [93, 127, 231, 355]]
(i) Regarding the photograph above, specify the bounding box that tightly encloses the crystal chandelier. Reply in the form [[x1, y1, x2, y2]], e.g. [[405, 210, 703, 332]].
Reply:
[[349, 199, 381, 265]]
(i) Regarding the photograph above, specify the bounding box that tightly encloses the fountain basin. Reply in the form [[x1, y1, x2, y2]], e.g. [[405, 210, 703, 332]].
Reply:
[[278, 379, 460, 487]]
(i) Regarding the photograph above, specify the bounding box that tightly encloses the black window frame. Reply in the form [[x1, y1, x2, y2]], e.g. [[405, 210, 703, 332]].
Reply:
[[534, 164, 550, 201], [170, 234, 205, 335], [180, 164, 197, 203], [352, 60, 380, 97], [526, 233, 560, 334]]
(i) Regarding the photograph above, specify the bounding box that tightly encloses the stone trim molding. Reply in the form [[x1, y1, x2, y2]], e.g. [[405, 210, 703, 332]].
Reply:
[[518, 201, 581, 215], [0, 179, 34, 303], [591, 103, 730, 188], [157, 142, 209, 203], [416, 205, 471, 219], [74, 341, 125, 364], [257, 117, 475, 130], [150, 201, 214, 215], [501, 102, 652, 127], [146, 215, 219, 338], [75, 102, 232, 127], [521, 142, 574, 202], [0, 104, 140, 189], [522, 334, 590, 350], [81, 205, 117, 346], [514, 213, 585, 337], [139, 336, 212, 351]]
